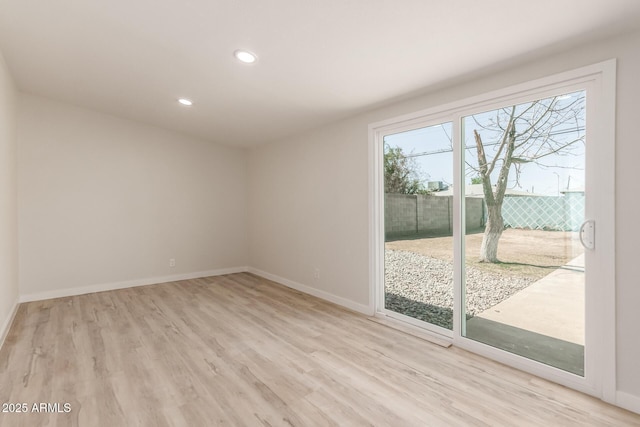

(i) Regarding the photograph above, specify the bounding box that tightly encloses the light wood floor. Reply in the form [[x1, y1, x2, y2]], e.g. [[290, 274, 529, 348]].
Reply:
[[1, 273, 639, 426]]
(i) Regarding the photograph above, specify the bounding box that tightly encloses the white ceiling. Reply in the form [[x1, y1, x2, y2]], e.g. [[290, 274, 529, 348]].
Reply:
[[1, 1, 640, 147]]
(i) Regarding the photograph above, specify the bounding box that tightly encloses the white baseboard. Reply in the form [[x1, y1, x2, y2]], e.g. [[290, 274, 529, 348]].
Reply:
[[247, 267, 373, 316], [19, 266, 249, 303], [0, 297, 19, 351], [18, 266, 374, 320], [616, 390, 640, 415]]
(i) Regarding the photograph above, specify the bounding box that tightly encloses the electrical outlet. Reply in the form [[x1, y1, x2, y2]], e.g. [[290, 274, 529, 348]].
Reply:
[[169, 258, 176, 268], [313, 268, 320, 280]]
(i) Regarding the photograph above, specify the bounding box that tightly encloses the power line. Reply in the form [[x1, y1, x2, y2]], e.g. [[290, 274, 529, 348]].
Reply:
[[399, 126, 585, 158]]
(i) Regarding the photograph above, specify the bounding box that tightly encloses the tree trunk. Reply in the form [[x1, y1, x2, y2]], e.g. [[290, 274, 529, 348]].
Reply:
[[479, 203, 504, 262]]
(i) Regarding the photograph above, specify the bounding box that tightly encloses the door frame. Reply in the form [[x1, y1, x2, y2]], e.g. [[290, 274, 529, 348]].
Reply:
[[368, 59, 616, 402]]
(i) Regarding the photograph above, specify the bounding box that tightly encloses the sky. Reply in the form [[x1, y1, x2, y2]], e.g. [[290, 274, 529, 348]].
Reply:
[[383, 91, 586, 196]]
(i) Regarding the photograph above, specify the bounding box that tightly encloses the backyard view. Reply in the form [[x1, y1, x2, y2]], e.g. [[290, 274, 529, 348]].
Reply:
[[384, 228, 583, 329], [383, 89, 586, 375]]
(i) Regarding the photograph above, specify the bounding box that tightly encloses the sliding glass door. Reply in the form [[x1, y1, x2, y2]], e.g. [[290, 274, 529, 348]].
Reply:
[[461, 90, 587, 375], [382, 122, 454, 334], [373, 61, 615, 396]]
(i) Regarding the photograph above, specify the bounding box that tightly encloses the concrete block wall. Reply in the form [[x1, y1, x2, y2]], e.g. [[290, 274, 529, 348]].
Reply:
[[385, 194, 485, 238], [384, 193, 418, 236], [465, 197, 485, 230], [417, 195, 451, 234]]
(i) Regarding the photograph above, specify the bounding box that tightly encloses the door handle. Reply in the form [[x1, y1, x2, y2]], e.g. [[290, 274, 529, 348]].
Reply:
[[579, 220, 595, 250]]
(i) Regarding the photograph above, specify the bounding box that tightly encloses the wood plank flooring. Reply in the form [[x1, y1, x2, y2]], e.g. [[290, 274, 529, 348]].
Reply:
[[0, 273, 639, 426]]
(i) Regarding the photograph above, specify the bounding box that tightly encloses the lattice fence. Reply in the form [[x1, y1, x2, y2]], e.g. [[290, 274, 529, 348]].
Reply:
[[500, 194, 584, 231]]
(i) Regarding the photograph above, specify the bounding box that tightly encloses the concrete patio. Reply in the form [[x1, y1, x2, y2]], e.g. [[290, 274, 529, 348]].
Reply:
[[466, 254, 585, 375]]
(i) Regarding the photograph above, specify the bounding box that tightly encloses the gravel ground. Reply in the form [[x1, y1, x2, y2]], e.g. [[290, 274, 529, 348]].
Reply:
[[384, 249, 535, 330]]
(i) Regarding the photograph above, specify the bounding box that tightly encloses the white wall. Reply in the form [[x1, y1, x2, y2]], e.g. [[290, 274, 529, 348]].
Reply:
[[0, 51, 18, 344], [248, 119, 370, 311], [248, 29, 640, 406], [18, 94, 248, 298]]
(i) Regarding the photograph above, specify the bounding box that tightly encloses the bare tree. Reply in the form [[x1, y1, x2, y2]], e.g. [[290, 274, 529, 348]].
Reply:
[[467, 93, 585, 262]]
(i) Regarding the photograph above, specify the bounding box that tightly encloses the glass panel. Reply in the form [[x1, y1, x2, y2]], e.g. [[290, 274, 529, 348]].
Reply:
[[462, 91, 586, 375], [383, 122, 454, 330]]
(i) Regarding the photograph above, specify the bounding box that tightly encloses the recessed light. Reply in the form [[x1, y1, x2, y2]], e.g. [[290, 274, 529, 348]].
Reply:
[[234, 50, 257, 64], [178, 98, 193, 106]]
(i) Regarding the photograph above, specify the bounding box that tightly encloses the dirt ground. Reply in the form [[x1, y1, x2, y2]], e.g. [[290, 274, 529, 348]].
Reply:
[[386, 228, 584, 280]]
